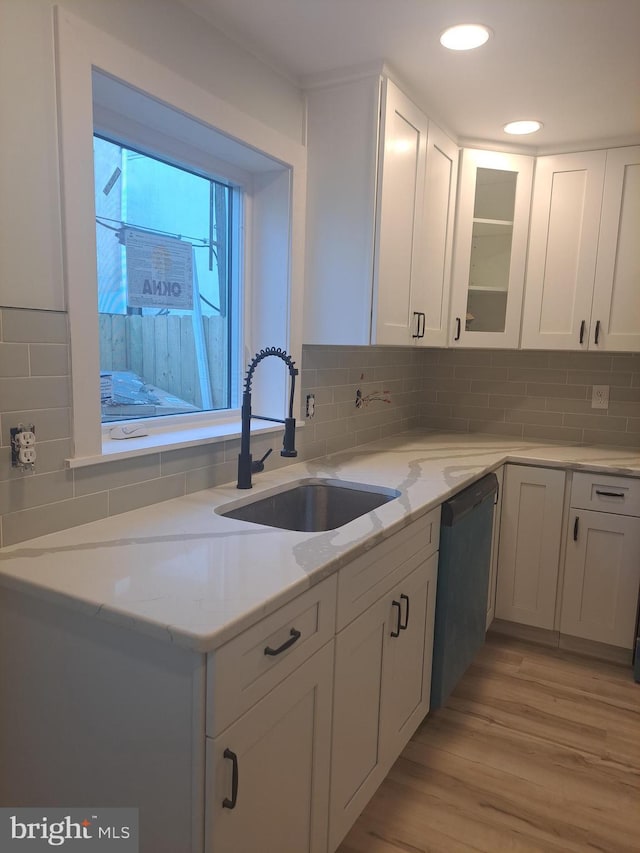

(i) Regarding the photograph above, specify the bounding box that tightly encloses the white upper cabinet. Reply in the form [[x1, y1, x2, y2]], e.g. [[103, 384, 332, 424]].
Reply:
[[522, 150, 606, 350], [418, 123, 459, 347], [449, 149, 534, 349], [304, 74, 457, 347], [372, 79, 429, 345], [590, 146, 640, 351], [522, 146, 640, 352]]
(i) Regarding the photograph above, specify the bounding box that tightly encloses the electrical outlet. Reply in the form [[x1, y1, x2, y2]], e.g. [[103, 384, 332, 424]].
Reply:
[[15, 430, 35, 447], [591, 385, 609, 409], [11, 423, 36, 470], [18, 447, 37, 466], [306, 394, 315, 418]]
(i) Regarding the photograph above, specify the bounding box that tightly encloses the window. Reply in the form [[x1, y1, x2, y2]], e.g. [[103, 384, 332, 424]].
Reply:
[[93, 135, 239, 423], [55, 10, 305, 465]]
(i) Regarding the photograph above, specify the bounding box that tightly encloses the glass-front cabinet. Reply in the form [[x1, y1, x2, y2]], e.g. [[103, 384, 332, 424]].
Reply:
[[449, 149, 534, 348]]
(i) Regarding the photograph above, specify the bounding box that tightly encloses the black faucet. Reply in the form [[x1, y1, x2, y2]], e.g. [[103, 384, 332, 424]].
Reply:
[[237, 347, 298, 489]]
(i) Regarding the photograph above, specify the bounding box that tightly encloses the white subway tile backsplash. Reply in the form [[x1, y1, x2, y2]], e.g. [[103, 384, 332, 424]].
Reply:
[[0, 377, 70, 411], [108, 474, 186, 516], [0, 343, 29, 376], [29, 343, 69, 377], [0, 310, 637, 546], [1, 309, 68, 344], [2, 493, 109, 547]]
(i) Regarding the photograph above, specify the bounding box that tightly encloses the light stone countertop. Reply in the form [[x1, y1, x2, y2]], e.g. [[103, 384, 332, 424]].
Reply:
[[0, 431, 638, 653]]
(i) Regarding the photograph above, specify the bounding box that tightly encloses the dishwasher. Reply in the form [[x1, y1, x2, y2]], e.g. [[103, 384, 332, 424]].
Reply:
[[430, 472, 498, 710]]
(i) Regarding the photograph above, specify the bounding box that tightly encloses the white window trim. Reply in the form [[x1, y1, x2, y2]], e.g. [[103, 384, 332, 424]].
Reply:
[[54, 7, 306, 466]]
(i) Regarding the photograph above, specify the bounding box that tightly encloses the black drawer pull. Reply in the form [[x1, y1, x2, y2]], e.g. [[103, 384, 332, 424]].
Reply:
[[391, 600, 402, 638], [579, 320, 586, 344], [454, 317, 461, 341], [400, 593, 410, 630], [595, 489, 625, 498], [264, 628, 301, 656], [594, 320, 601, 344], [573, 516, 579, 541], [222, 748, 239, 809]]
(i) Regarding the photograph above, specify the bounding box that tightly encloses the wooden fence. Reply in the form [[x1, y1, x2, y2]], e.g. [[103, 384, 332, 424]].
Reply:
[[99, 313, 227, 409]]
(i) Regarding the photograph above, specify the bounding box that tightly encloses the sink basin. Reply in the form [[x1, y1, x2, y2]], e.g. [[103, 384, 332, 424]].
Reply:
[[217, 478, 400, 532]]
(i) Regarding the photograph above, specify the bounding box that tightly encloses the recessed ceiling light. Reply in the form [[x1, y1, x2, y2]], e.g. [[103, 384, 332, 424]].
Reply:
[[439, 24, 492, 51], [503, 120, 543, 135]]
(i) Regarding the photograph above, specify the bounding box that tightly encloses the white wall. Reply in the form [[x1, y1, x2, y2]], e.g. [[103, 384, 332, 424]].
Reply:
[[0, 0, 305, 311]]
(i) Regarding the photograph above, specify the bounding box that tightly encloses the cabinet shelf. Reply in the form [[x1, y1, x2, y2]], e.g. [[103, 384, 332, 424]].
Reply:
[[472, 219, 514, 237]]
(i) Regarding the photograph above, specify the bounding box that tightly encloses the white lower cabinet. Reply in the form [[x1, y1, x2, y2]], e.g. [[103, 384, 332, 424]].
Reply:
[[495, 465, 566, 629], [495, 467, 640, 656], [204, 577, 336, 853], [329, 533, 438, 851], [205, 641, 334, 853], [560, 474, 640, 648]]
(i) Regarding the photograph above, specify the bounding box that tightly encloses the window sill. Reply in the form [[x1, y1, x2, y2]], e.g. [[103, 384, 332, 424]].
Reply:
[[65, 418, 301, 469]]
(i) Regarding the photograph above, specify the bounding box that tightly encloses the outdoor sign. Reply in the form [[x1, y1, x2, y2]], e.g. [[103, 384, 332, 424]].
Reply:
[[125, 228, 193, 311]]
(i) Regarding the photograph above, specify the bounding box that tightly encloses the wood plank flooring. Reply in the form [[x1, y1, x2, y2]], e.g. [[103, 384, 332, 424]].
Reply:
[[336, 634, 640, 853]]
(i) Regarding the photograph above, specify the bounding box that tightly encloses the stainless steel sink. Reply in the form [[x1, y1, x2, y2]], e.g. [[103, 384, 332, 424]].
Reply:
[[216, 478, 400, 532]]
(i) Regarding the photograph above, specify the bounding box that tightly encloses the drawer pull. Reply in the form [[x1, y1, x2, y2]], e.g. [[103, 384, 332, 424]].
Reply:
[[222, 748, 239, 809], [400, 593, 410, 630], [573, 516, 579, 541], [264, 628, 301, 657], [595, 489, 625, 498], [391, 600, 402, 638]]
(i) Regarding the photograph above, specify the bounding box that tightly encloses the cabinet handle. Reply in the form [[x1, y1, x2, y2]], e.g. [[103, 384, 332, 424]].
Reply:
[[412, 312, 421, 339], [400, 593, 410, 630], [595, 489, 625, 498], [594, 320, 601, 345], [573, 516, 579, 541], [390, 600, 402, 638], [264, 627, 301, 656], [419, 313, 426, 338], [454, 317, 461, 341], [579, 320, 586, 345], [222, 748, 239, 809]]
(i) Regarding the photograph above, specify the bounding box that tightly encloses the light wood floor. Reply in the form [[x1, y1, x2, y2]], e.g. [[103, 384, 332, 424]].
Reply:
[[337, 633, 640, 853]]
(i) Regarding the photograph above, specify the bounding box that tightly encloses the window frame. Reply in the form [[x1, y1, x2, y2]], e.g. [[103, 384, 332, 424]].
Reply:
[[92, 126, 245, 432], [55, 7, 305, 466]]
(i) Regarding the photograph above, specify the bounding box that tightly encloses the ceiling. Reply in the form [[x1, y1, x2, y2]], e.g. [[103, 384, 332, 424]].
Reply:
[[179, 0, 640, 153]]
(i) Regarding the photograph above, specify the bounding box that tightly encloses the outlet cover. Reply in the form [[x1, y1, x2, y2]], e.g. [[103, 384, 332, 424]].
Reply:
[[591, 385, 609, 409]]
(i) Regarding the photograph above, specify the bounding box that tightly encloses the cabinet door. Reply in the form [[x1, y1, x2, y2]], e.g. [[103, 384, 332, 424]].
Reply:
[[496, 466, 565, 630], [329, 556, 436, 851], [590, 146, 640, 352], [372, 79, 428, 345], [382, 552, 437, 761], [206, 642, 333, 853], [449, 148, 533, 348], [561, 509, 640, 648], [521, 151, 606, 350], [304, 75, 381, 345], [329, 591, 389, 850], [414, 123, 458, 347]]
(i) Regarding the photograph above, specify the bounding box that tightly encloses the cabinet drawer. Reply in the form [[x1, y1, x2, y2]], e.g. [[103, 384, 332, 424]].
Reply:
[[206, 575, 336, 736], [336, 507, 440, 631], [571, 472, 640, 517]]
